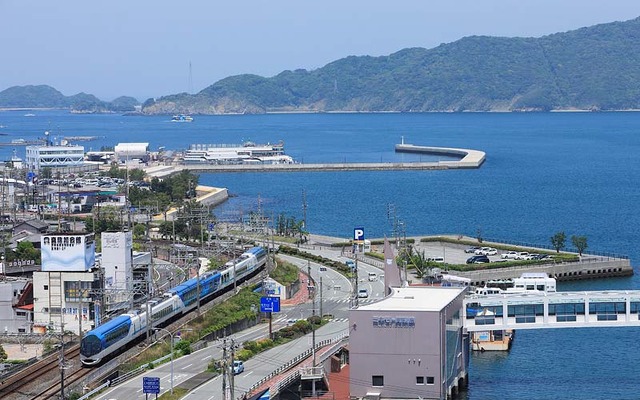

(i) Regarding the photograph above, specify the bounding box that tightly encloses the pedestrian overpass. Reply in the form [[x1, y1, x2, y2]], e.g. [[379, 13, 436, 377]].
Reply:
[[463, 290, 640, 331]]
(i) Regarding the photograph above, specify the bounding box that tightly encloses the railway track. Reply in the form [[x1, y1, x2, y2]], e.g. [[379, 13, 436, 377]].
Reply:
[[0, 255, 266, 399], [0, 344, 80, 400], [32, 364, 93, 400]]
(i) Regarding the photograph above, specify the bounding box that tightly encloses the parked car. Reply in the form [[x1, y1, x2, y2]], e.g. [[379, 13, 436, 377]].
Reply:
[[484, 248, 498, 256], [233, 360, 244, 375], [501, 251, 519, 259], [476, 247, 497, 256], [515, 252, 533, 260], [464, 246, 481, 253], [466, 255, 490, 264]]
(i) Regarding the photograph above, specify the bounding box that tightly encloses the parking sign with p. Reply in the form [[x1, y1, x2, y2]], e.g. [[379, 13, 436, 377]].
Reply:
[[354, 227, 365, 242]]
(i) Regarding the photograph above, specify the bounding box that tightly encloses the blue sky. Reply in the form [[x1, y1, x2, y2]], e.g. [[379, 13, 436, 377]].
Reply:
[[1, 1, 639, 100]]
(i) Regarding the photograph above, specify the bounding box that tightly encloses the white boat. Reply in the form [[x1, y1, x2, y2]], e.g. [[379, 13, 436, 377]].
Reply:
[[183, 141, 294, 165], [474, 272, 556, 295], [171, 114, 193, 122]]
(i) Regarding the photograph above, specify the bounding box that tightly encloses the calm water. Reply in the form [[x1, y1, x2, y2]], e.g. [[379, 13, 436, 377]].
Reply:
[[1, 110, 639, 398]]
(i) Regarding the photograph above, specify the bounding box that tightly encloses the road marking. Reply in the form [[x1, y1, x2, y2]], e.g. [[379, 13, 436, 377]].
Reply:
[[201, 355, 212, 360], [245, 371, 253, 377], [181, 363, 193, 370], [161, 374, 171, 380]]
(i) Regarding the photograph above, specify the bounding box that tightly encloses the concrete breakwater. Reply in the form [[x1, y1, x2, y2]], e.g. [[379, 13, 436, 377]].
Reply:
[[145, 143, 485, 175], [457, 257, 633, 287], [394, 143, 486, 168]]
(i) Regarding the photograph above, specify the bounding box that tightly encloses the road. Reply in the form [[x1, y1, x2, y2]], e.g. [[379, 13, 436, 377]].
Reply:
[[96, 250, 384, 400]]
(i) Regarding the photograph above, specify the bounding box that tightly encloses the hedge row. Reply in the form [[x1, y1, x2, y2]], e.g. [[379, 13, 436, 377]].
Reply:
[[279, 245, 352, 276]]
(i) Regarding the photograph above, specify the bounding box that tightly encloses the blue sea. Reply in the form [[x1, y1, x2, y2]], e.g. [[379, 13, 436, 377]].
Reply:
[[1, 110, 639, 398]]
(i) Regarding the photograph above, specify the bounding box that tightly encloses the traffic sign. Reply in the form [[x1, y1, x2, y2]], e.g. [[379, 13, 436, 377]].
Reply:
[[354, 227, 365, 241], [260, 296, 280, 313], [143, 376, 160, 394]]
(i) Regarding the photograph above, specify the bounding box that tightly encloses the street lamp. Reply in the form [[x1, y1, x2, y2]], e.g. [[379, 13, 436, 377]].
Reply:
[[154, 328, 192, 394]]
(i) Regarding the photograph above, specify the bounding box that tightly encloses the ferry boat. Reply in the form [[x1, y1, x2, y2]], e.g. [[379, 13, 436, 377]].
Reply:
[[183, 141, 294, 165], [473, 272, 557, 296], [171, 114, 193, 122]]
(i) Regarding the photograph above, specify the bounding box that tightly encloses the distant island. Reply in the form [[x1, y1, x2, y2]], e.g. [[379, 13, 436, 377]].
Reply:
[[3, 16, 640, 114], [0, 85, 139, 113]]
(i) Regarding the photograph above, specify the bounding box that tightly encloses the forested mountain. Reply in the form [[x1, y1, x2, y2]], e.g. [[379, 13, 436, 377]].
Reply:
[[3, 17, 640, 114], [142, 16, 640, 113], [0, 85, 139, 112]]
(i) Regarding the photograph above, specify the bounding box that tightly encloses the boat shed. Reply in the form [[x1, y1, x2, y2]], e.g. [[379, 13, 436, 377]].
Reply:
[[114, 143, 150, 164]]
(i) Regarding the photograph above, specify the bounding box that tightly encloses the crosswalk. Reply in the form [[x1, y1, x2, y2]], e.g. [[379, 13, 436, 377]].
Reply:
[[330, 298, 379, 304]]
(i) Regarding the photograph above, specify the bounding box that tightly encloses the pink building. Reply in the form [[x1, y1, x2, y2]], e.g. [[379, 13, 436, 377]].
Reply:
[[349, 286, 469, 400]]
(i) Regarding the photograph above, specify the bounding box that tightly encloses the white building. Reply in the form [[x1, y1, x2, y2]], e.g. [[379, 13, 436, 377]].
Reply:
[[25, 144, 84, 171], [101, 231, 133, 310], [114, 143, 149, 164], [33, 233, 98, 334], [0, 279, 33, 333]]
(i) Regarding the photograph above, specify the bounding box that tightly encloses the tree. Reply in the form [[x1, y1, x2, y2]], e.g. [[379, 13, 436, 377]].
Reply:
[[551, 231, 566, 253], [133, 223, 147, 240], [571, 235, 588, 256], [0, 343, 7, 361]]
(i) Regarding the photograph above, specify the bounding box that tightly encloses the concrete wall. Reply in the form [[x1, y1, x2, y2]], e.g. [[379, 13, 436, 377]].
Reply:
[[457, 259, 632, 286]]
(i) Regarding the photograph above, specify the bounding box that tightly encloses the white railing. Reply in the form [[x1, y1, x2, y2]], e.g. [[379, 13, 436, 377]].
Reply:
[[241, 331, 348, 399], [77, 380, 110, 400]]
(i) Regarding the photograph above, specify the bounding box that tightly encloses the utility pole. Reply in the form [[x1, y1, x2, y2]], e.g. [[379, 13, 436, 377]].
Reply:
[[312, 285, 316, 367], [319, 276, 323, 318], [222, 338, 228, 400], [307, 260, 312, 300], [302, 189, 307, 230], [353, 255, 359, 308], [59, 322, 66, 400], [230, 339, 236, 400]]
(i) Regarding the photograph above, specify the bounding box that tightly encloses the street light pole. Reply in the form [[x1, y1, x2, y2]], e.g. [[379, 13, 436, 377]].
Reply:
[[154, 327, 192, 395], [154, 328, 175, 395]]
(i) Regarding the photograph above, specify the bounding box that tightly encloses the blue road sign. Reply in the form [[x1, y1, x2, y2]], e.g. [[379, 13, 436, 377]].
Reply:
[[260, 296, 280, 313], [143, 376, 161, 394], [354, 227, 365, 241], [208, 223, 215, 231]]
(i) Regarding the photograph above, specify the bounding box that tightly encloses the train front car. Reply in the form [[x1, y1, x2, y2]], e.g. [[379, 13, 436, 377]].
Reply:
[[246, 246, 267, 268], [80, 315, 133, 366]]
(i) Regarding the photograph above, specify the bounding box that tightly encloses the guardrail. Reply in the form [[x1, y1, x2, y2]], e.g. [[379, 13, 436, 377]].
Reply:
[[241, 331, 348, 399], [109, 352, 173, 387], [77, 381, 110, 400]]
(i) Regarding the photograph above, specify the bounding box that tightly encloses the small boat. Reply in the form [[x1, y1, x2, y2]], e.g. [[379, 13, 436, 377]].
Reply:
[[24, 113, 36, 117], [171, 114, 193, 122]]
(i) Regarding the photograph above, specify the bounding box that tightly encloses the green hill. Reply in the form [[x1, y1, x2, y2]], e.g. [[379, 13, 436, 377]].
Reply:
[[0, 85, 139, 112], [142, 16, 640, 114]]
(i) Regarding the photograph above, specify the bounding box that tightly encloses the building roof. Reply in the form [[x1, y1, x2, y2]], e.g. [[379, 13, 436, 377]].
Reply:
[[115, 143, 149, 153], [358, 286, 466, 312]]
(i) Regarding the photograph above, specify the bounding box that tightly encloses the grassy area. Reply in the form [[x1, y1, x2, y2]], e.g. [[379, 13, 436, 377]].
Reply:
[[122, 287, 261, 372], [236, 316, 327, 361], [158, 387, 188, 400], [271, 259, 301, 285], [278, 245, 353, 277]]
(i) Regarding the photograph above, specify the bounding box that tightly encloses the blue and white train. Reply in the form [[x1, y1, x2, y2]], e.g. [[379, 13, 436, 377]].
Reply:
[[80, 246, 268, 366]]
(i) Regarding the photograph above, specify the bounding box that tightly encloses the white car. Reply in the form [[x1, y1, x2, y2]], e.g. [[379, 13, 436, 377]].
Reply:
[[358, 288, 369, 298], [476, 247, 497, 256], [483, 248, 498, 256], [233, 360, 244, 375], [501, 251, 519, 259], [474, 247, 492, 255], [515, 252, 533, 260]]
